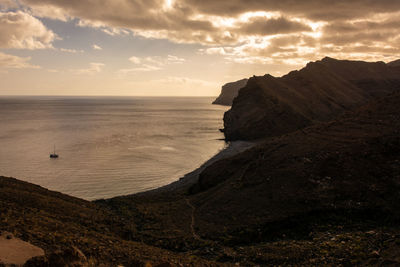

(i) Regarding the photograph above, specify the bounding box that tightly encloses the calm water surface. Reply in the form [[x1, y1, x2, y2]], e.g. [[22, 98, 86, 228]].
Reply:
[[0, 96, 228, 200]]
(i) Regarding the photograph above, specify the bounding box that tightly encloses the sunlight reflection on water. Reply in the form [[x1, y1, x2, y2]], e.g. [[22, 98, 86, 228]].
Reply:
[[0, 96, 228, 200]]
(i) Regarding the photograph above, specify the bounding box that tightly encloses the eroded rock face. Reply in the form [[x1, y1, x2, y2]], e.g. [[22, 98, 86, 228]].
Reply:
[[212, 78, 248, 106], [223, 57, 400, 141], [193, 91, 400, 237]]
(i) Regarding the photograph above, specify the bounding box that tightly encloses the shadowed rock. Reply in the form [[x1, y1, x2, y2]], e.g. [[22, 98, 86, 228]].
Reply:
[[193, 91, 400, 239], [212, 78, 248, 106], [223, 57, 400, 141], [388, 59, 400, 67]]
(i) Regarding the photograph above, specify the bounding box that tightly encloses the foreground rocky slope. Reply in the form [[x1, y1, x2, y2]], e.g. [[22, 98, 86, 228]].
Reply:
[[0, 177, 215, 266], [223, 57, 400, 140], [212, 79, 248, 106]]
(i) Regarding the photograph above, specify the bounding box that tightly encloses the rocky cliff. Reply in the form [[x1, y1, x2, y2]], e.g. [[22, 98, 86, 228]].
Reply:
[[223, 57, 400, 140], [192, 90, 400, 241], [212, 78, 248, 106]]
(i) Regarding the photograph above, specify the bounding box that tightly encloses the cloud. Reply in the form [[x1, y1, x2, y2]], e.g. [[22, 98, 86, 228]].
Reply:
[[92, 44, 102, 50], [129, 56, 141, 64], [166, 55, 185, 63], [0, 0, 17, 9], [144, 55, 185, 66], [121, 55, 186, 73], [60, 48, 83, 53], [10, 0, 400, 64], [237, 17, 312, 35], [118, 65, 162, 74], [0, 52, 40, 69], [0, 10, 56, 49], [26, 4, 69, 21], [183, 0, 400, 20], [102, 27, 130, 36], [72, 62, 105, 74], [156, 76, 218, 87]]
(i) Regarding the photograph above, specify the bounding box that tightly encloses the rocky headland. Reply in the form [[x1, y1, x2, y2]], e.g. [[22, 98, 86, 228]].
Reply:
[[223, 57, 400, 141], [212, 79, 248, 106]]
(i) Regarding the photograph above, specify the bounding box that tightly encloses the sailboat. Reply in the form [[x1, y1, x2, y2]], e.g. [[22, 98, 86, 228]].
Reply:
[[50, 145, 59, 158]]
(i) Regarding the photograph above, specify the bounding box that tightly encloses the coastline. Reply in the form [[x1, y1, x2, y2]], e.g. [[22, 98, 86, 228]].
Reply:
[[135, 140, 256, 196]]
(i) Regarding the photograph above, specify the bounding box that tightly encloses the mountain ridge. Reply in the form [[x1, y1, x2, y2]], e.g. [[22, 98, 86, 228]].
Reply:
[[223, 57, 400, 140]]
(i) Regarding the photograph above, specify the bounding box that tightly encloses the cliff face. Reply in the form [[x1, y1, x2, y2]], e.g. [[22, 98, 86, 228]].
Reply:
[[223, 57, 400, 140], [212, 78, 248, 106], [192, 91, 400, 238]]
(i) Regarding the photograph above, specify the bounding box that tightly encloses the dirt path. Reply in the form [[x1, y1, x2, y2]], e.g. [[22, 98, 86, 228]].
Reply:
[[185, 198, 203, 241], [0, 232, 44, 265]]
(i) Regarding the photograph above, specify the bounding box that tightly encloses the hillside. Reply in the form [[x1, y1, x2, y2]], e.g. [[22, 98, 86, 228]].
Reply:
[[103, 91, 400, 265], [212, 79, 248, 106], [388, 59, 400, 67], [193, 91, 400, 233], [223, 57, 400, 140], [0, 176, 217, 266]]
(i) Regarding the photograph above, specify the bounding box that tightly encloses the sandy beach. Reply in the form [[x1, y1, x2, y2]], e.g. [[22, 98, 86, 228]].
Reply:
[[138, 140, 256, 195]]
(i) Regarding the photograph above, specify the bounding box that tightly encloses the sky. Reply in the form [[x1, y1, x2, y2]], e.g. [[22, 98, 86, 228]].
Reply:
[[0, 0, 399, 96]]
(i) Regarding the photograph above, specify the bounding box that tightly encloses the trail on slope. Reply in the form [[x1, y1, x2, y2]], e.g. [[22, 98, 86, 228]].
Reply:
[[185, 198, 203, 241]]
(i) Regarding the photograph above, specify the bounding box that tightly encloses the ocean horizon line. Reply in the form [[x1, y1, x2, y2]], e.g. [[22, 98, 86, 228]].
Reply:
[[0, 94, 218, 98]]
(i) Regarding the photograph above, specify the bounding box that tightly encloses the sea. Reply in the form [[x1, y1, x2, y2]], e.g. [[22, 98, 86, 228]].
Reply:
[[0, 96, 229, 200]]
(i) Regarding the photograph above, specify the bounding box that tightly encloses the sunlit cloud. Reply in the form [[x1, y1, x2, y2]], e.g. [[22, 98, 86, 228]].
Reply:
[[155, 76, 218, 87], [72, 62, 105, 75], [118, 65, 162, 74], [60, 48, 84, 53], [0, 51, 40, 69], [120, 55, 186, 74], [1, 0, 400, 95], [11, 0, 399, 66], [0, 10, 56, 49], [92, 44, 102, 50], [129, 56, 142, 64], [102, 27, 130, 36]]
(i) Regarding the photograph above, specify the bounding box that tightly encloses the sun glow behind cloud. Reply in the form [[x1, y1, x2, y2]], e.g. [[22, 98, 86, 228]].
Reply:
[[0, 0, 399, 95], [163, 0, 174, 10]]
